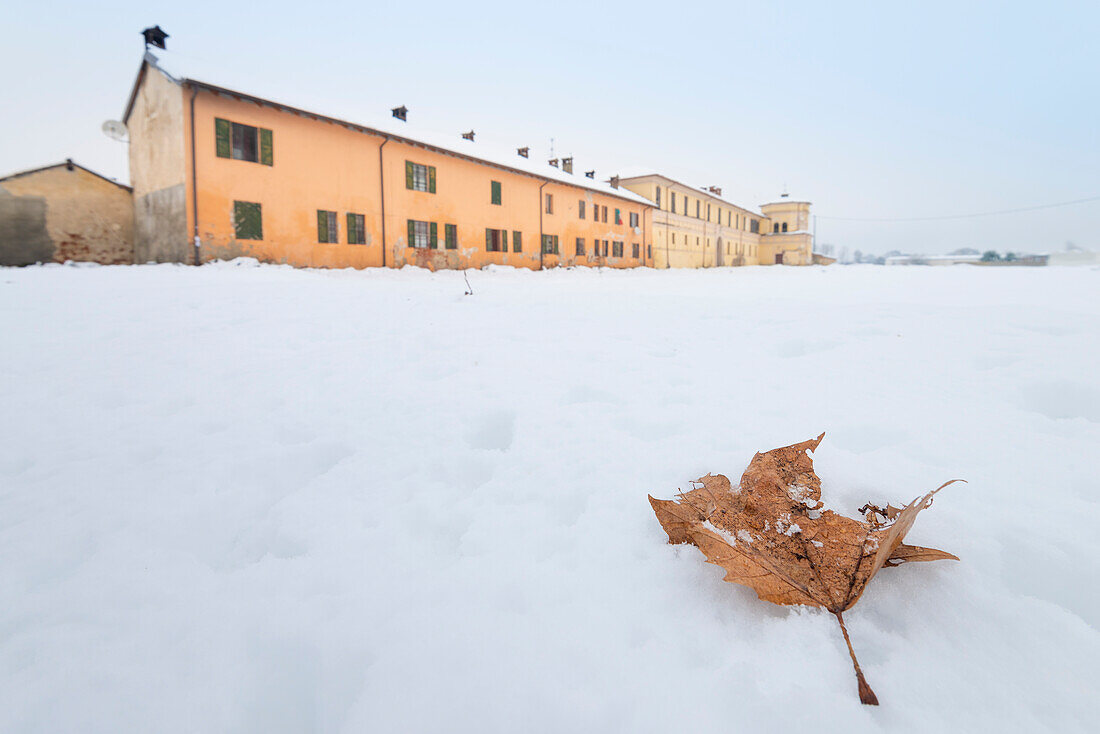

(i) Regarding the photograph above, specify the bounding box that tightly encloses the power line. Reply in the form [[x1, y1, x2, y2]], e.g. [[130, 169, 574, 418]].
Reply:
[[816, 194, 1100, 223]]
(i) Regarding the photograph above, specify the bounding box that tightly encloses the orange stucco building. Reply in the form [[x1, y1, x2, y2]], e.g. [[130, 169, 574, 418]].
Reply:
[[123, 54, 652, 271]]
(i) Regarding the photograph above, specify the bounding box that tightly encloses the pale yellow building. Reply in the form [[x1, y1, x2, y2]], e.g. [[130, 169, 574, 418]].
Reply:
[[759, 199, 813, 265], [619, 173, 813, 266]]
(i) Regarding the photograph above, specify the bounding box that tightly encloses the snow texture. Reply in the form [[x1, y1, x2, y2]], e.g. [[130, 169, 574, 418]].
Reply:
[[1, 261, 1097, 733]]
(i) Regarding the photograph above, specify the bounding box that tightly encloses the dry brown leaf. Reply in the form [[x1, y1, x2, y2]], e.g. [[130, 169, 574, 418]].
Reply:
[[649, 433, 962, 705]]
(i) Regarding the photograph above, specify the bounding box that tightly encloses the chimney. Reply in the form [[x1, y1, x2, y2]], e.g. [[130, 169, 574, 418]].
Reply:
[[65, 158, 74, 171], [391, 105, 408, 121], [585, 170, 595, 179], [462, 130, 475, 141], [608, 176, 620, 189], [562, 157, 573, 174], [548, 158, 559, 168], [517, 147, 529, 158], [141, 26, 169, 50]]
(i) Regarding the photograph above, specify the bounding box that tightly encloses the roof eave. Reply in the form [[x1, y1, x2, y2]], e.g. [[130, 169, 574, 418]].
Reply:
[[178, 78, 652, 208]]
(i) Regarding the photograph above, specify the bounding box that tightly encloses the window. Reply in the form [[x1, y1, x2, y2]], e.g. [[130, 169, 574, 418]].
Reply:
[[545, 193, 553, 214], [445, 223, 457, 250], [601, 205, 608, 223], [707, 204, 711, 221], [317, 210, 338, 243], [773, 222, 779, 233], [541, 234, 560, 254], [512, 231, 522, 253], [347, 212, 366, 245], [615, 208, 622, 225], [750, 219, 760, 234], [655, 187, 661, 208], [216, 119, 273, 166], [782, 222, 788, 232], [233, 200, 262, 240], [629, 212, 639, 228], [408, 219, 435, 248], [232, 124, 257, 162], [670, 192, 676, 213], [485, 228, 507, 252], [491, 180, 502, 205], [696, 200, 701, 218], [632, 243, 639, 258], [647, 244, 652, 259], [576, 237, 586, 256], [612, 241, 624, 257], [672, 233, 676, 244], [405, 161, 436, 193], [578, 200, 586, 219]]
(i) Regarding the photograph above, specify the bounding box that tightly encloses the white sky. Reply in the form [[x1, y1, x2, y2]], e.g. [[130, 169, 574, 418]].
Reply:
[[2, 0, 1097, 255]]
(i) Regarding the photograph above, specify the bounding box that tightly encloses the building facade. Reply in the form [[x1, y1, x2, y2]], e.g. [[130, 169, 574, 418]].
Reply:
[[0, 160, 133, 266], [619, 174, 813, 267], [124, 56, 651, 271]]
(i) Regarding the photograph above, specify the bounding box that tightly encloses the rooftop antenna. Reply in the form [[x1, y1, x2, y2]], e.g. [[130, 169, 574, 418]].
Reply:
[[141, 26, 168, 50], [781, 183, 789, 198]]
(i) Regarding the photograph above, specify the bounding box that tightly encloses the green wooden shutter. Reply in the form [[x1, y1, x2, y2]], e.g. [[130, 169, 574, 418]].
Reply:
[[491, 181, 501, 205], [259, 128, 273, 166], [346, 212, 355, 243], [513, 231, 521, 253], [428, 166, 437, 193], [430, 222, 438, 249], [317, 210, 328, 243], [215, 118, 231, 158], [445, 223, 457, 250], [234, 201, 262, 240], [485, 229, 493, 251], [407, 219, 415, 247], [405, 161, 414, 189], [554, 236, 560, 255]]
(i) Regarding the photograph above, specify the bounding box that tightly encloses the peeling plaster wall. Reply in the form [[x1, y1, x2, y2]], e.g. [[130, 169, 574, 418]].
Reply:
[[0, 189, 52, 265], [0, 166, 133, 266], [129, 64, 189, 263]]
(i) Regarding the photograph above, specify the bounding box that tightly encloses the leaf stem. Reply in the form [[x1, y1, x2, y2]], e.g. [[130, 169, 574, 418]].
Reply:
[[835, 611, 879, 706]]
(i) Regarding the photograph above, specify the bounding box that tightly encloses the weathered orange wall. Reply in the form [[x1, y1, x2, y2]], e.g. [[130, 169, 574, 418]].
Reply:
[[185, 87, 650, 270], [190, 91, 384, 268]]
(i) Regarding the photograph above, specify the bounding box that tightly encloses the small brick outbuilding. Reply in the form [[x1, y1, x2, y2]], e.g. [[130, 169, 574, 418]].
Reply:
[[0, 160, 133, 266]]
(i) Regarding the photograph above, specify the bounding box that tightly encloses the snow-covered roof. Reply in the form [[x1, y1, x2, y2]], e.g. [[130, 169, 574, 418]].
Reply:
[[614, 169, 768, 217], [127, 51, 651, 208]]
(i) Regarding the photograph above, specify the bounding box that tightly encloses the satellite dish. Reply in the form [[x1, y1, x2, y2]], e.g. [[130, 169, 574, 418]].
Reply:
[[101, 120, 128, 142]]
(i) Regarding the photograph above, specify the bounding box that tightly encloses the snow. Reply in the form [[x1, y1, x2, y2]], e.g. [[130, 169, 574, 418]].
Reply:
[[1, 262, 1097, 732], [139, 53, 652, 208]]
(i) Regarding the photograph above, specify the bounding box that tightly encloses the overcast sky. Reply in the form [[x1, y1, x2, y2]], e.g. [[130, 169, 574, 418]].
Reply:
[[3, 0, 1097, 255]]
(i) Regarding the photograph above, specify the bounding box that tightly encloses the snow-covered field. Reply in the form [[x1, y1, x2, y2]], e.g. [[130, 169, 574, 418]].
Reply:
[[1, 261, 1097, 733]]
